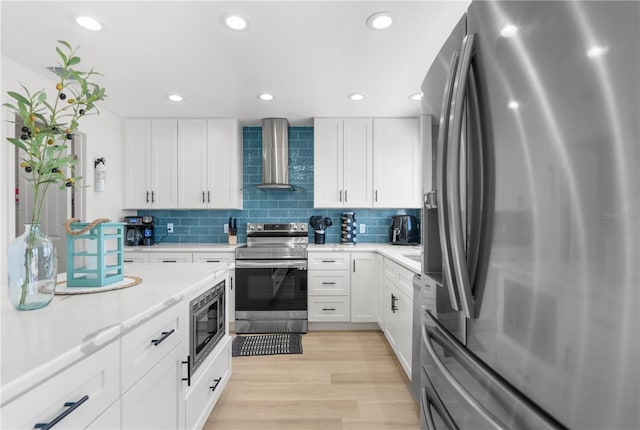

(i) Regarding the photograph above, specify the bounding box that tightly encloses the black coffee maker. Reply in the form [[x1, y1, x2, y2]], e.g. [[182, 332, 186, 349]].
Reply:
[[389, 215, 420, 245], [125, 216, 155, 246]]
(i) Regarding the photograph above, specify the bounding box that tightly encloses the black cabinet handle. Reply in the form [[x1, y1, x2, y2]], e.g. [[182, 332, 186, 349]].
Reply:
[[206, 260, 221, 263], [146, 191, 150, 203], [322, 308, 336, 311], [209, 377, 222, 392], [202, 191, 205, 203], [34, 395, 89, 429], [322, 260, 336, 263], [391, 294, 398, 313], [182, 356, 191, 386], [151, 191, 155, 203], [353, 260, 356, 272], [208, 191, 211, 203], [124, 259, 134, 263], [321, 282, 336, 285], [151, 329, 175, 346], [162, 260, 177, 263]]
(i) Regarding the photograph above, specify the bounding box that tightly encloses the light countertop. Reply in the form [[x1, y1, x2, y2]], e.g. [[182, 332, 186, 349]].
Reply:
[[124, 243, 238, 252], [1, 262, 227, 403]]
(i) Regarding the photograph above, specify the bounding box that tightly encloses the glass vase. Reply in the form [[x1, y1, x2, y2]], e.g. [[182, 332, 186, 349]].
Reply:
[[7, 224, 58, 310]]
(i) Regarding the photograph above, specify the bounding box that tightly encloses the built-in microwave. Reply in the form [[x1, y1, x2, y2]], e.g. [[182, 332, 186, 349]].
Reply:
[[189, 280, 225, 375]]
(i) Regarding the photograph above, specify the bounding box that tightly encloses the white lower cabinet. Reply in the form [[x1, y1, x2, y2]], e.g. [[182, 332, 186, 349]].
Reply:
[[1, 341, 120, 430], [121, 343, 185, 429], [149, 252, 193, 264], [308, 252, 351, 322], [87, 399, 121, 429], [382, 258, 414, 379], [123, 252, 150, 264], [185, 337, 232, 430], [350, 252, 381, 323]]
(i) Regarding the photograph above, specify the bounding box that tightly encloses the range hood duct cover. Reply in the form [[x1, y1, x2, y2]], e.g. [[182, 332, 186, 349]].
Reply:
[[257, 118, 294, 190]]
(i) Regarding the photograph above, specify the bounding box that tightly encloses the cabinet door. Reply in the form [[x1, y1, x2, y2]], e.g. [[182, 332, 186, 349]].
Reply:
[[121, 343, 184, 430], [208, 119, 242, 209], [373, 118, 421, 208], [342, 118, 373, 208], [395, 288, 413, 379], [314, 118, 343, 207], [123, 119, 152, 208], [178, 119, 208, 208], [351, 252, 381, 323], [150, 119, 179, 208]]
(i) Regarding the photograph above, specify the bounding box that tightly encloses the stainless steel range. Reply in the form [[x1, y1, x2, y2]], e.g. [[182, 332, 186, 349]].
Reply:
[[234, 222, 308, 334]]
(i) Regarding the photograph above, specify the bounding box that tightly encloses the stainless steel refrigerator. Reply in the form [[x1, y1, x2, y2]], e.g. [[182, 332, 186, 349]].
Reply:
[[418, 1, 639, 429]]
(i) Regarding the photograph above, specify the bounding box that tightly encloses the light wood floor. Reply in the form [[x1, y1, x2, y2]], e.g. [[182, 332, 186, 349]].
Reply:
[[204, 331, 420, 430]]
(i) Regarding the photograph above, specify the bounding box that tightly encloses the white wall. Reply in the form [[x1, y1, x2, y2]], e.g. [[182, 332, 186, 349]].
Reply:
[[1, 55, 127, 282]]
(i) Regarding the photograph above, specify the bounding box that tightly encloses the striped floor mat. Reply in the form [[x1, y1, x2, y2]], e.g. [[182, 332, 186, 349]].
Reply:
[[232, 334, 303, 357]]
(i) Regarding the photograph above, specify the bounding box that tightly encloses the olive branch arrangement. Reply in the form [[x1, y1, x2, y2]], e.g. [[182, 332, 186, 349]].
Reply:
[[3, 40, 106, 227]]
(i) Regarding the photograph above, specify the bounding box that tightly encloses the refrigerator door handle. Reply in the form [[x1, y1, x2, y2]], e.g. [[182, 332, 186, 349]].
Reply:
[[422, 369, 459, 430], [436, 48, 463, 311], [446, 33, 477, 319], [422, 316, 508, 430]]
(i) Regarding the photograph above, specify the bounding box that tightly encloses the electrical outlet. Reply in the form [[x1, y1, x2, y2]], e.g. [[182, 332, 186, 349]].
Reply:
[[167, 223, 174, 233], [360, 223, 366, 234], [224, 224, 229, 234]]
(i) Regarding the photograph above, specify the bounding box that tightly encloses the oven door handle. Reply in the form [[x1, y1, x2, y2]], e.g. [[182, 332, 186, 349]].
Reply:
[[235, 260, 307, 269]]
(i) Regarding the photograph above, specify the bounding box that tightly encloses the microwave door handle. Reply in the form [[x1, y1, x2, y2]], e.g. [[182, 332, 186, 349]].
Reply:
[[446, 33, 476, 319], [422, 319, 508, 430], [436, 48, 462, 311]]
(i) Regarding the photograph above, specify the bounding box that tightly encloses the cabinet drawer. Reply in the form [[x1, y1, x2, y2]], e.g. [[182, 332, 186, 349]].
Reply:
[[308, 296, 351, 322], [309, 270, 350, 295], [124, 252, 150, 264], [1, 341, 119, 430], [308, 253, 350, 270], [384, 258, 415, 296], [149, 252, 193, 263], [185, 337, 231, 430], [121, 303, 186, 393], [192, 252, 234, 264]]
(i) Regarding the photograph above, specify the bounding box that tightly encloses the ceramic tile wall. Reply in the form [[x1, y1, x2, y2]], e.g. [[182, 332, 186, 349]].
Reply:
[[139, 126, 419, 244]]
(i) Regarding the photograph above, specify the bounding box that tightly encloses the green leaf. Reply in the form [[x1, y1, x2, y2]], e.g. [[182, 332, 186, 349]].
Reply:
[[56, 47, 68, 64], [7, 91, 30, 105], [57, 40, 72, 50], [7, 137, 29, 153], [68, 56, 81, 66]]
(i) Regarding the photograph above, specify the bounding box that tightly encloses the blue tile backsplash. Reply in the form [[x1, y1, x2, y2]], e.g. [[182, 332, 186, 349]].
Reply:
[[139, 126, 419, 244]]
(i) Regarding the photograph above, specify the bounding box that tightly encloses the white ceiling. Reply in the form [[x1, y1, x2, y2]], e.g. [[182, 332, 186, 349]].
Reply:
[[1, 1, 469, 126]]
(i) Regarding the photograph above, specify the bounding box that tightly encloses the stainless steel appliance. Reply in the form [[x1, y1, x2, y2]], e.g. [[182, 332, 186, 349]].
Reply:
[[189, 280, 225, 375], [235, 222, 308, 333], [418, 1, 639, 429], [124, 216, 154, 246], [390, 215, 420, 245]]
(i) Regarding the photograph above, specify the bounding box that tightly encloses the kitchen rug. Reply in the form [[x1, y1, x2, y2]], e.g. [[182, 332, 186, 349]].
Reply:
[[232, 334, 303, 357]]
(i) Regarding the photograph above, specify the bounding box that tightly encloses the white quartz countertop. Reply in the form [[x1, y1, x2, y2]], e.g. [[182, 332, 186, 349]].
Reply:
[[124, 243, 238, 252], [308, 243, 422, 273], [1, 262, 227, 402]]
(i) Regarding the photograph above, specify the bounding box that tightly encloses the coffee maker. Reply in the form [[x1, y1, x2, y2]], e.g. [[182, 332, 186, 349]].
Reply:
[[125, 216, 155, 246]]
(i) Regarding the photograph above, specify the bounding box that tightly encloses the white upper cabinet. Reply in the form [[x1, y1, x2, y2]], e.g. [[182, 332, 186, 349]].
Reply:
[[314, 118, 373, 208], [177, 119, 242, 209], [373, 118, 422, 208], [124, 119, 178, 209]]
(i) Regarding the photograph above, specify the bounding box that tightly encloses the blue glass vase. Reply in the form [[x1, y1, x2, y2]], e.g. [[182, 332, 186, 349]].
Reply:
[[7, 224, 58, 310]]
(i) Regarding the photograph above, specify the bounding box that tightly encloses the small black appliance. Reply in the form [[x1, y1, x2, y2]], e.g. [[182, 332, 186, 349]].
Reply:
[[125, 216, 155, 246], [389, 215, 419, 245]]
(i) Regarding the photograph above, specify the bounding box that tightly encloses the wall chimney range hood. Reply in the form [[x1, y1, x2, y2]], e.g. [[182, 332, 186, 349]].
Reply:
[[256, 118, 296, 190]]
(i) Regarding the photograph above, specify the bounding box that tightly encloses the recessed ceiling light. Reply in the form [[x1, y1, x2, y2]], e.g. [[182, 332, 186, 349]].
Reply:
[[168, 94, 183, 102], [76, 16, 102, 31], [347, 93, 365, 101], [225, 15, 248, 30], [500, 24, 518, 38], [409, 92, 422, 101], [366, 12, 394, 30], [258, 93, 275, 101], [508, 100, 519, 110], [587, 45, 608, 59]]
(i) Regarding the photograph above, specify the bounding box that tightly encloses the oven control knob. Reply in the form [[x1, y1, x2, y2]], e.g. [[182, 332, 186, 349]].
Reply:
[[249, 225, 255, 231], [299, 224, 306, 231], [257, 224, 263, 230], [292, 224, 297, 230]]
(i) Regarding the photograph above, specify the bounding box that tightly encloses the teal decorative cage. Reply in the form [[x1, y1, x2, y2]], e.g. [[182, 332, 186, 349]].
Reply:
[[66, 222, 125, 287]]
